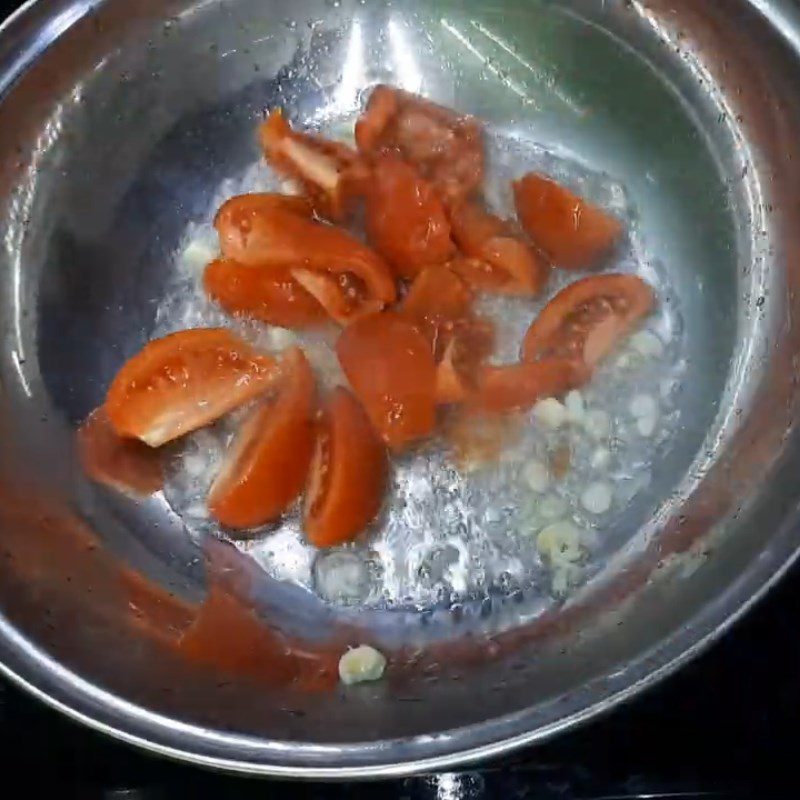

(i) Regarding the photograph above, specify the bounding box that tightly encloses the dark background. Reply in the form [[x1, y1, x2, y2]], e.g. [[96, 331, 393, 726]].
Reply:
[[1, 0, 799, 795]]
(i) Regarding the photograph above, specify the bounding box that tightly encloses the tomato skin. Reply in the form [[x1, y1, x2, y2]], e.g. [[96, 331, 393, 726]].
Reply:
[[513, 173, 622, 270], [469, 359, 586, 414], [304, 388, 387, 547], [215, 193, 313, 261], [355, 85, 400, 152], [401, 266, 494, 404], [435, 339, 470, 404], [106, 329, 281, 447], [400, 264, 473, 355], [77, 407, 164, 496], [214, 196, 396, 322], [365, 157, 455, 279], [336, 311, 437, 449], [203, 259, 327, 329], [355, 85, 484, 204], [208, 348, 316, 530], [259, 109, 368, 221], [449, 202, 548, 295], [522, 274, 654, 368], [290, 268, 384, 327]]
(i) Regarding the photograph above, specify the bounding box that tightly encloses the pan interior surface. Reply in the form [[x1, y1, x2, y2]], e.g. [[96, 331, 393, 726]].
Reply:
[[0, 0, 796, 776]]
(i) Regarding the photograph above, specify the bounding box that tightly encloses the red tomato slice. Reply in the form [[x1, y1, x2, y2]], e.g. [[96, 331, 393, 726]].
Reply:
[[435, 339, 470, 404], [400, 264, 474, 355], [291, 268, 384, 326], [336, 311, 437, 449], [304, 388, 387, 547], [435, 317, 496, 404], [215, 193, 313, 260], [204, 259, 327, 329], [354, 85, 400, 152], [522, 274, 655, 368], [448, 257, 515, 294], [106, 329, 281, 447], [365, 157, 455, 279], [470, 359, 586, 414], [77, 407, 164, 497], [513, 173, 623, 270], [259, 110, 368, 221], [208, 348, 316, 530], [214, 196, 396, 319], [401, 266, 495, 404], [355, 85, 484, 204], [449, 201, 548, 295]]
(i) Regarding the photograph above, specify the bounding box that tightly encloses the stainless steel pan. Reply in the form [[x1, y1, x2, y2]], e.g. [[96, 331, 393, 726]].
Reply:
[[1, 0, 799, 778]]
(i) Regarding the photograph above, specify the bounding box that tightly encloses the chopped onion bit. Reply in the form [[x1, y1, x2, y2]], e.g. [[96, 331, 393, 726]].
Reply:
[[267, 326, 298, 350], [580, 481, 612, 515], [589, 446, 611, 470], [564, 390, 585, 424], [630, 393, 659, 438], [181, 239, 218, 271], [537, 520, 585, 566], [338, 645, 387, 685], [533, 397, 567, 429], [630, 330, 664, 358], [523, 460, 550, 493]]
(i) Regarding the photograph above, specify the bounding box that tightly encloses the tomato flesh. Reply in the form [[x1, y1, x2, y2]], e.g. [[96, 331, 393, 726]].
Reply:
[[106, 329, 281, 447], [513, 173, 622, 270], [355, 85, 484, 204], [208, 348, 316, 530], [522, 274, 654, 368], [204, 259, 327, 328], [291, 268, 383, 326], [401, 265, 473, 355], [336, 311, 437, 448], [214, 196, 396, 322], [449, 202, 547, 295], [259, 110, 367, 221], [304, 388, 387, 547], [401, 266, 494, 404], [215, 193, 313, 262], [365, 157, 455, 279], [470, 359, 586, 414]]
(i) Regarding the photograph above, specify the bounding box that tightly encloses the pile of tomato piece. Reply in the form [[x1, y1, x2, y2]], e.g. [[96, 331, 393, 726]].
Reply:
[[80, 85, 655, 548]]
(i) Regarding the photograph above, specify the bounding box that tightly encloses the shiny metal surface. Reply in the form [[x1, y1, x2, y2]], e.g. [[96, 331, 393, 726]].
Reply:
[[0, 0, 800, 777]]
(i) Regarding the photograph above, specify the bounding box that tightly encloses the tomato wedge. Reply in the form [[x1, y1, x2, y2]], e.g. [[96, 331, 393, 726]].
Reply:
[[290, 268, 383, 327], [400, 265, 473, 355], [449, 202, 548, 295], [365, 157, 455, 279], [522, 274, 655, 368], [215, 193, 313, 262], [435, 339, 470, 405], [355, 85, 484, 203], [106, 329, 281, 447], [513, 173, 623, 270], [204, 259, 326, 329], [336, 312, 437, 448], [214, 196, 396, 323], [401, 266, 495, 404], [259, 109, 367, 221], [304, 388, 387, 547], [208, 348, 316, 530], [77, 407, 165, 496], [470, 359, 586, 414]]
